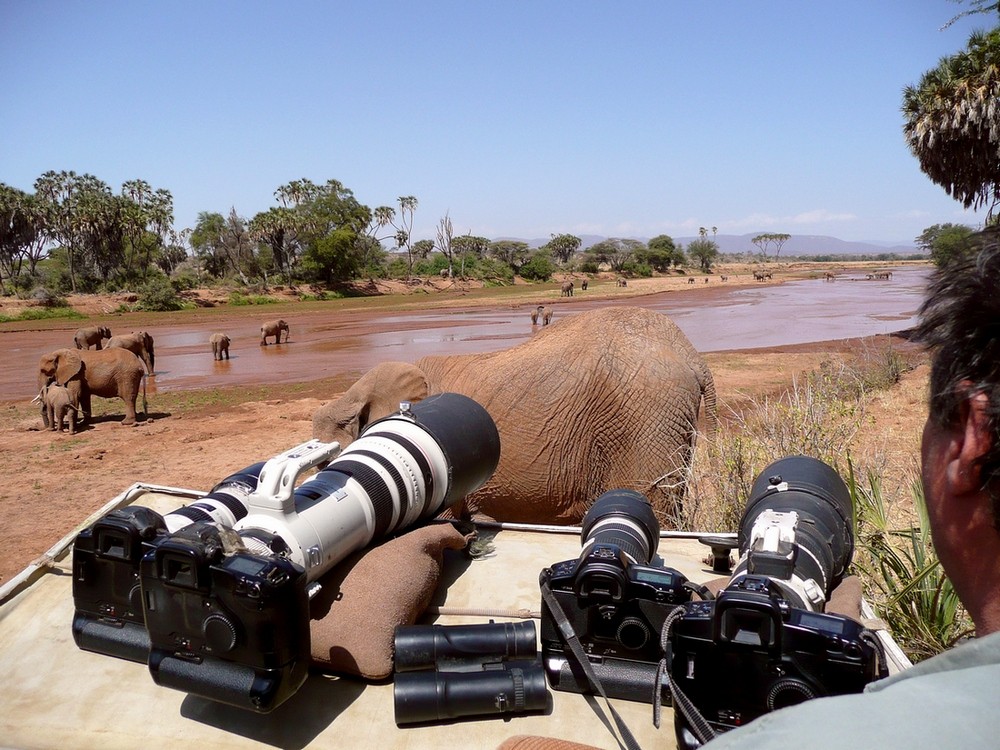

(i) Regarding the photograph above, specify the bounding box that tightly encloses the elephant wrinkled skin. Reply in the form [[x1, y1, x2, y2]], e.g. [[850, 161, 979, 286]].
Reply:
[[37, 348, 146, 426], [313, 306, 717, 525]]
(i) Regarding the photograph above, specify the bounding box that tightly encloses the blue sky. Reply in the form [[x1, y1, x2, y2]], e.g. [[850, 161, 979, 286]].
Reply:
[[1, 1, 992, 245]]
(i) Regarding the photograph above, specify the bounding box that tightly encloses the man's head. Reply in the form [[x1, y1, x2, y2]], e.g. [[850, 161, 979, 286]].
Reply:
[[915, 231, 1000, 634]]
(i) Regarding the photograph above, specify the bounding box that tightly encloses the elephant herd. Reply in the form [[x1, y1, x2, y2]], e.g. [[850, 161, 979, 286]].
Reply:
[[34, 318, 291, 433], [32, 305, 719, 527]]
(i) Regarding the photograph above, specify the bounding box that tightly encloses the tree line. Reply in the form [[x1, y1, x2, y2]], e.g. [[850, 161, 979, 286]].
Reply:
[[2, 171, 763, 300]]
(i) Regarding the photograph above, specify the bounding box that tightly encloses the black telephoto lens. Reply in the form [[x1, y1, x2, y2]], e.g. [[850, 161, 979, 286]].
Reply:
[[580, 488, 660, 565], [737, 455, 855, 601]]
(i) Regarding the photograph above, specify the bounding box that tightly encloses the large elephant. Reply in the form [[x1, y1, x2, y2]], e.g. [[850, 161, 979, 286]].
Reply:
[[260, 319, 289, 345], [74, 325, 112, 350], [313, 306, 718, 525], [106, 331, 155, 374], [210, 332, 231, 360], [37, 348, 146, 426]]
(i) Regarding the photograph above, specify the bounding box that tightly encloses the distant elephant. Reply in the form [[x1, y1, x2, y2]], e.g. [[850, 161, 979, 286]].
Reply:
[[560, 281, 574, 297], [530, 305, 553, 326], [74, 325, 112, 350], [106, 331, 155, 374], [616, 277, 628, 287], [580, 279, 588, 291], [37, 348, 147, 426], [260, 319, 289, 345], [313, 306, 718, 525], [210, 332, 231, 360], [36, 382, 80, 434]]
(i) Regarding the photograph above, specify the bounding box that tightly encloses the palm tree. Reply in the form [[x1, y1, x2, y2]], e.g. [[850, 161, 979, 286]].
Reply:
[[902, 27, 1000, 213]]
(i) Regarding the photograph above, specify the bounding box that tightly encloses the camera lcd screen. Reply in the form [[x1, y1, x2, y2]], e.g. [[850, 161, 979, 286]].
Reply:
[[634, 569, 675, 585], [227, 556, 270, 577], [797, 611, 847, 635]]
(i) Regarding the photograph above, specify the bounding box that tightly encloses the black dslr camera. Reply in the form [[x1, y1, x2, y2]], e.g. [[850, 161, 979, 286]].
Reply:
[[668, 456, 887, 749], [71, 462, 265, 663], [141, 393, 501, 713], [540, 489, 691, 703]]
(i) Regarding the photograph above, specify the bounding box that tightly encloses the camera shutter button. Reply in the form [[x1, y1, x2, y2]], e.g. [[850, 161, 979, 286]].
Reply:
[[203, 613, 238, 652]]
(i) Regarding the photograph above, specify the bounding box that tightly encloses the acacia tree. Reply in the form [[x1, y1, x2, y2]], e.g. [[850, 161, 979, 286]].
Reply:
[[544, 233, 582, 264], [903, 25, 1000, 214], [916, 223, 976, 266], [751, 232, 791, 260], [488, 239, 531, 272], [587, 238, 644, 272], [687, 237, 719, 272]]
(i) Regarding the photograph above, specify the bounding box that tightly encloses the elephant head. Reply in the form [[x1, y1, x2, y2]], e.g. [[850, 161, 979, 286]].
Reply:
[[313, 307, 717, 526], [38, 348, 84, 390], [314, 361, 430, 445]]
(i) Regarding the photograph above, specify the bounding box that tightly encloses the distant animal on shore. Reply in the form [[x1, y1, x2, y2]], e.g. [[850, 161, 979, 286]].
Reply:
[[560, 281, 574, 297], [580, 279, 588, 291]]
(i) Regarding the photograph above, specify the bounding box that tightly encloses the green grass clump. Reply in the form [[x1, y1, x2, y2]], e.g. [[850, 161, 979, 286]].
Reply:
[[0, 307, 85, 323]]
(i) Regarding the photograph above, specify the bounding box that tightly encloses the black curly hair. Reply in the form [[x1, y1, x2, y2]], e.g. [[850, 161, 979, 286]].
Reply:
[[915, 227, 1000, 530]]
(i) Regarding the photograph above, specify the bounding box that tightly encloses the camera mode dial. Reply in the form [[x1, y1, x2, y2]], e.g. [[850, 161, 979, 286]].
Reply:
[[202, 613, 238, 652], [616, 616, 651, 651]]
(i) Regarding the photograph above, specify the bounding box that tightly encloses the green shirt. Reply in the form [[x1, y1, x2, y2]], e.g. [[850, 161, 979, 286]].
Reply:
[[702, 631, 1000, 749]]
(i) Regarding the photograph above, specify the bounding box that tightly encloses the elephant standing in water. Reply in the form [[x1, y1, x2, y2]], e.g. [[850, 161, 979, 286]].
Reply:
[[106, 331, 155, 374], [260, 319, 289, 345], [313, 306, 717, 525], [210, 333, 231, 360]]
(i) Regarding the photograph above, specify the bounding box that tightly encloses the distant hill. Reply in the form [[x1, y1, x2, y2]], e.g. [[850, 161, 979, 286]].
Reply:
[[509, 233, 918, 256]]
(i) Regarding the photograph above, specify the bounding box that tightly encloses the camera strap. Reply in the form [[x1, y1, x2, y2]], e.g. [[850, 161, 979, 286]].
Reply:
[[654, 606, 717, 746], [539, 580, 643, 750]]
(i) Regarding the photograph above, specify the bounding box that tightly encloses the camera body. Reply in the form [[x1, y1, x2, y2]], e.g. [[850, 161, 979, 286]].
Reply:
[[142, 522, 311, 712], [72, 506, 170, 662], [139, 393, 501, 712], [71, 462, 267, 663], [669, 574, 883, 736], [540, 542, 691, 703], [669, 456, 886, 748]]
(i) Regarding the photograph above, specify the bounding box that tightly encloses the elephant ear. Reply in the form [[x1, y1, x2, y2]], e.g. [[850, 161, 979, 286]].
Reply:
[[54, 349, 83, 385]]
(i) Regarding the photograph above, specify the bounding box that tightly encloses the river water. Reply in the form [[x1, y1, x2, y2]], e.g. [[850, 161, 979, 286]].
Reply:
[[0, 268, 930, 402]]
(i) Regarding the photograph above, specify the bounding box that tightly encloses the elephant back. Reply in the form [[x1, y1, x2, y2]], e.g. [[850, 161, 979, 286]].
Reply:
[[417, 306, 716, 524]]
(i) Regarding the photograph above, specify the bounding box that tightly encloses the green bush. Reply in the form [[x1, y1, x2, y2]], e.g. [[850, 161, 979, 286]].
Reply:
[[519, 251, 555, 281], [137, 276, 183, 311], [228, 291, 278, 306]]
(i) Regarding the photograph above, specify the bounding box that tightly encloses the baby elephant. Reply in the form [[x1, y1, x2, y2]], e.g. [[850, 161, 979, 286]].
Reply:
[[210, 332, 231, 360], [37, 382, 80, 434]]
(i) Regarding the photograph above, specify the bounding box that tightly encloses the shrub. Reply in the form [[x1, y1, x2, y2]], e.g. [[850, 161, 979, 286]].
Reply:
[[137, 276, 183, 311], [519, 251, 555, 281]]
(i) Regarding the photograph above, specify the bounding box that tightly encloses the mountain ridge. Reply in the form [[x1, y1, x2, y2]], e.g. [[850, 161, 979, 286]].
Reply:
[[501, 233, 919, 256]]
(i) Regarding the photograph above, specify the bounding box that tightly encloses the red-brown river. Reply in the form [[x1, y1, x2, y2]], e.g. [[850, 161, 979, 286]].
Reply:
[[0, 268, 929, 403]]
